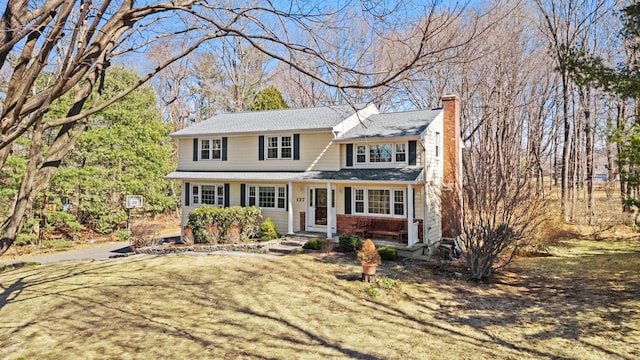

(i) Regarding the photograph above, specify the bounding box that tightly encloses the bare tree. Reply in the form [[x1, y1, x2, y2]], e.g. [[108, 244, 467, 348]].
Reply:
[[0, 0, 494, 256]]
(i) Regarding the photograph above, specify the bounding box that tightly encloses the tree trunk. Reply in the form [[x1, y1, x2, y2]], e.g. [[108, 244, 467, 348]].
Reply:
[[562, 74, 571, 223]]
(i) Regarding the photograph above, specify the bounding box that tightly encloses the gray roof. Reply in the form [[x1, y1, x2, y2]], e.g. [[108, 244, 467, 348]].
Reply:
[[170, 104, 367, 137], [165, 167, 423, 183], [338, 108, 441, 140]]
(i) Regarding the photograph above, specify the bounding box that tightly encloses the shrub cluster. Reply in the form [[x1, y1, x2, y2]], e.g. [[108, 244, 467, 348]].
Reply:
[[187, 206, 262, 244], [338, 234, 361, 252], [377, 247, 397, 261]]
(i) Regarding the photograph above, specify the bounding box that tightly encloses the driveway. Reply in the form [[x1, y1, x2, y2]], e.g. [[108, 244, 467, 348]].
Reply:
[[0, 242, 133, 266]]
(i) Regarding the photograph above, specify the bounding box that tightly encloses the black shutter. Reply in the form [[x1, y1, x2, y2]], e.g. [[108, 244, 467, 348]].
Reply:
[[240, 184, 246, 206], [185, 182, 191, 206], [293, 134, 300, 160], [286, 184, 289, 208], [346, 144, 353, 167], [408, 140, 417, 165], [224, 183, 230, 207], [222, 137, 228, 161], [258, 136, 265, 160], [193, 139, 198, 161], [344, 186, 352, 214]]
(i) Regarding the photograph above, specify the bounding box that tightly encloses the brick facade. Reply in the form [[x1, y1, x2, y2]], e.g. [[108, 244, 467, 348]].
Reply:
[[336, 214, 423, 243]]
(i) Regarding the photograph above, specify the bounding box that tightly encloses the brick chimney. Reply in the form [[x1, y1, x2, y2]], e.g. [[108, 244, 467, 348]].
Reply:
[[441, 94, 462, 238]]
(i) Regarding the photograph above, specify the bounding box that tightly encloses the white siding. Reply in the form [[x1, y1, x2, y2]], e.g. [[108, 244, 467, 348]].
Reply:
[[421, 112, 444, 246]]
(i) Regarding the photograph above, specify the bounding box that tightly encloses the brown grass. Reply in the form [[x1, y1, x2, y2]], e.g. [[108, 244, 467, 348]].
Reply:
[[1, 234, 638, 359]]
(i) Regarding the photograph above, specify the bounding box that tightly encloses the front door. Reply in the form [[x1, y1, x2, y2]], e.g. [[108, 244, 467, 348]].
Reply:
[[307, 187, 336, 232]]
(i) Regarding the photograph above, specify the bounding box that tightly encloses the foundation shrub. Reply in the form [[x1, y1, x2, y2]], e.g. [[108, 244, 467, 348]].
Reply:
[[303, 237, 326, 250], [338, 234, 361, 252], [377, 247, 397, 261], [260, 217, 279, 241]]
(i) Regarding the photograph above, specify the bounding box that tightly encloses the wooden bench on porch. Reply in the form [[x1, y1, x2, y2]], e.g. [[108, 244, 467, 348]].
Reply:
[[368, 218, 407, 243]]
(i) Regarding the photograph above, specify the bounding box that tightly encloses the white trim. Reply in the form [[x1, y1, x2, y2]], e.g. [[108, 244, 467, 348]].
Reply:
[[199, 138, 223, 161], [265, 134, 293, 160], [352, 186, 407, 218], [353, 141, 409, 166], [306, 185, 337, 233], [191, 183, 225, 207], [246, 184, 287, 210], [287, 181, 294, 234]]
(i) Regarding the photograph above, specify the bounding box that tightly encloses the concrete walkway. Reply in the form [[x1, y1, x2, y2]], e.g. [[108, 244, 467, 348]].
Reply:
[[0, 242, 133, 266]]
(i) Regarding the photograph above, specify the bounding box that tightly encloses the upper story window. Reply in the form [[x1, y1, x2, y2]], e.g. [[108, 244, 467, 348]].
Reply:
[[435, 132, 441, 157], [354, 142, 407, 165], [267, 135, 293, 160], [395, 144, 406, 162], [192, 184, 224, 206], [200, 138, 222, 160]]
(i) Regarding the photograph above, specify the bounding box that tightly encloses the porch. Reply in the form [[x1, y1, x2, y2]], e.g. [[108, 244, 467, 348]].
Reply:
[[293, 225, 427, 259]]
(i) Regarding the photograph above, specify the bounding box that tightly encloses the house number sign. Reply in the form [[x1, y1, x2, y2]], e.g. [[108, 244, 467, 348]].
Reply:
[[296, 197, 305, 202]]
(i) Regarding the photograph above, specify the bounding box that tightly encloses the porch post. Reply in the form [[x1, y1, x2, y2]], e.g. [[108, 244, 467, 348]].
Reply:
[[288, 181, 294, 234], [326, 182, 332, 239], [407, 184, 415, 245]]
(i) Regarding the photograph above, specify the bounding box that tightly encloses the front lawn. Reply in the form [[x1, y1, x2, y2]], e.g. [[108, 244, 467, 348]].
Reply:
[[0, 237, 638, 359]]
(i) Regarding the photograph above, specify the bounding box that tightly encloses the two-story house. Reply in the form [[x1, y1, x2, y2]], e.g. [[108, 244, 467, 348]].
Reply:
[[166, 95, 462, 254]]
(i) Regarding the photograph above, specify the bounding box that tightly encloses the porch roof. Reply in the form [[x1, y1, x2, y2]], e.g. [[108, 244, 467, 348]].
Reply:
[[165, 167, 424, 184]]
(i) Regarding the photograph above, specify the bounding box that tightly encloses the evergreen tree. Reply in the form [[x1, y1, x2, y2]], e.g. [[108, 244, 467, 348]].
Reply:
[[48, 67, 176, 233], [250, 86, 289, 111]]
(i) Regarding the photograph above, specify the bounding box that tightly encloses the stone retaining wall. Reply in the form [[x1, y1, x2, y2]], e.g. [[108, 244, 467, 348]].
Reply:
[[136, 239, 281, 255]]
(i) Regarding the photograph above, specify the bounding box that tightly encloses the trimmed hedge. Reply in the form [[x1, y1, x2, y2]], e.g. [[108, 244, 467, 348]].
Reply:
[[377, 246, 398, 261], [187, 206, 262, 244], [338, 234, 361, 252]]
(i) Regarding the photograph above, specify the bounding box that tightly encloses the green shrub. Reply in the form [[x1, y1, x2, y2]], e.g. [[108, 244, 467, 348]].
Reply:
[[377, 247, 397, 261], [260, 217, 279, 241], [338, 234, 361, 252], [303, 237, 325, 250]]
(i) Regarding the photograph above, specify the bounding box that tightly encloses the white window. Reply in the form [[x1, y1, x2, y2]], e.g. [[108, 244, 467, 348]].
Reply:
[[248, 185, 287, 209], [200, 138, 222, 160], [435, 132, 441, 157], [395, 143, 406, 162], [192, 184, 224, 206], [353, 187, 406, 217], [266, 136, 293, 159], [368, 189, 390, 214], [394, 190, 404, 216], [356, 145, 367, 163], [370, 144, 392, 163], [352, 143, 407, 165], [355, 189, 365, 213]]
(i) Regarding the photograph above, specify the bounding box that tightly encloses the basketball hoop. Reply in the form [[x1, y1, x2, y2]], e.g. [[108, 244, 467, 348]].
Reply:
[[126, 195, 143, 209]]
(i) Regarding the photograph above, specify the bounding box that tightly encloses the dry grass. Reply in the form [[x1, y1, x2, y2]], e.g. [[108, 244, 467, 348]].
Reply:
[[1, 234, 639, 359]]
